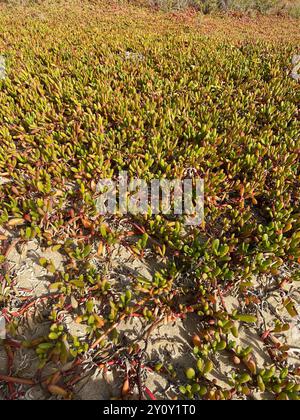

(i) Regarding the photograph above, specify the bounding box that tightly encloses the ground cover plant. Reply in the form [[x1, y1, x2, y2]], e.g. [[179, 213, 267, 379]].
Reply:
[[0, 0, 299, 401]]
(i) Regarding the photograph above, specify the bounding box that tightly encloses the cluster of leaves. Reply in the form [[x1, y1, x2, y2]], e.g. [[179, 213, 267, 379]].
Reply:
[[181, 314, 300, 400], [0, 0, 299, 400]]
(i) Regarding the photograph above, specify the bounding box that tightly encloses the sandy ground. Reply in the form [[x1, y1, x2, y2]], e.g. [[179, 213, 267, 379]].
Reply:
[[0, 226, 299, 400]]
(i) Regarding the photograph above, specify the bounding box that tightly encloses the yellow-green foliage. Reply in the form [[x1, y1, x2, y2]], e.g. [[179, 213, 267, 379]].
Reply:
[[0, 0, 299, 401]]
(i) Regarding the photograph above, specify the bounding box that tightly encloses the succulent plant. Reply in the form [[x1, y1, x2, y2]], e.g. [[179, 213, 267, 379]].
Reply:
[[0, 0, 299, 401]]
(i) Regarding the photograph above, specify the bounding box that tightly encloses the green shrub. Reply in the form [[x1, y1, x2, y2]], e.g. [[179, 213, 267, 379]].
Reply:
[[145, 0, 300, 16], [287, 3, 300, 17], [228, 0, 275, 13]]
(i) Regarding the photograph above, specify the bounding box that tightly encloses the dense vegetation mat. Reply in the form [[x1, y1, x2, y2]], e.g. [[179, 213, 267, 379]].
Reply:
[[0, 0, 299, 400]]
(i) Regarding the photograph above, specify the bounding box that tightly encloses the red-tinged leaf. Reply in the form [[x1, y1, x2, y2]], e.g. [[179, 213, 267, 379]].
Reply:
[[145, 387, 156, 400]]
